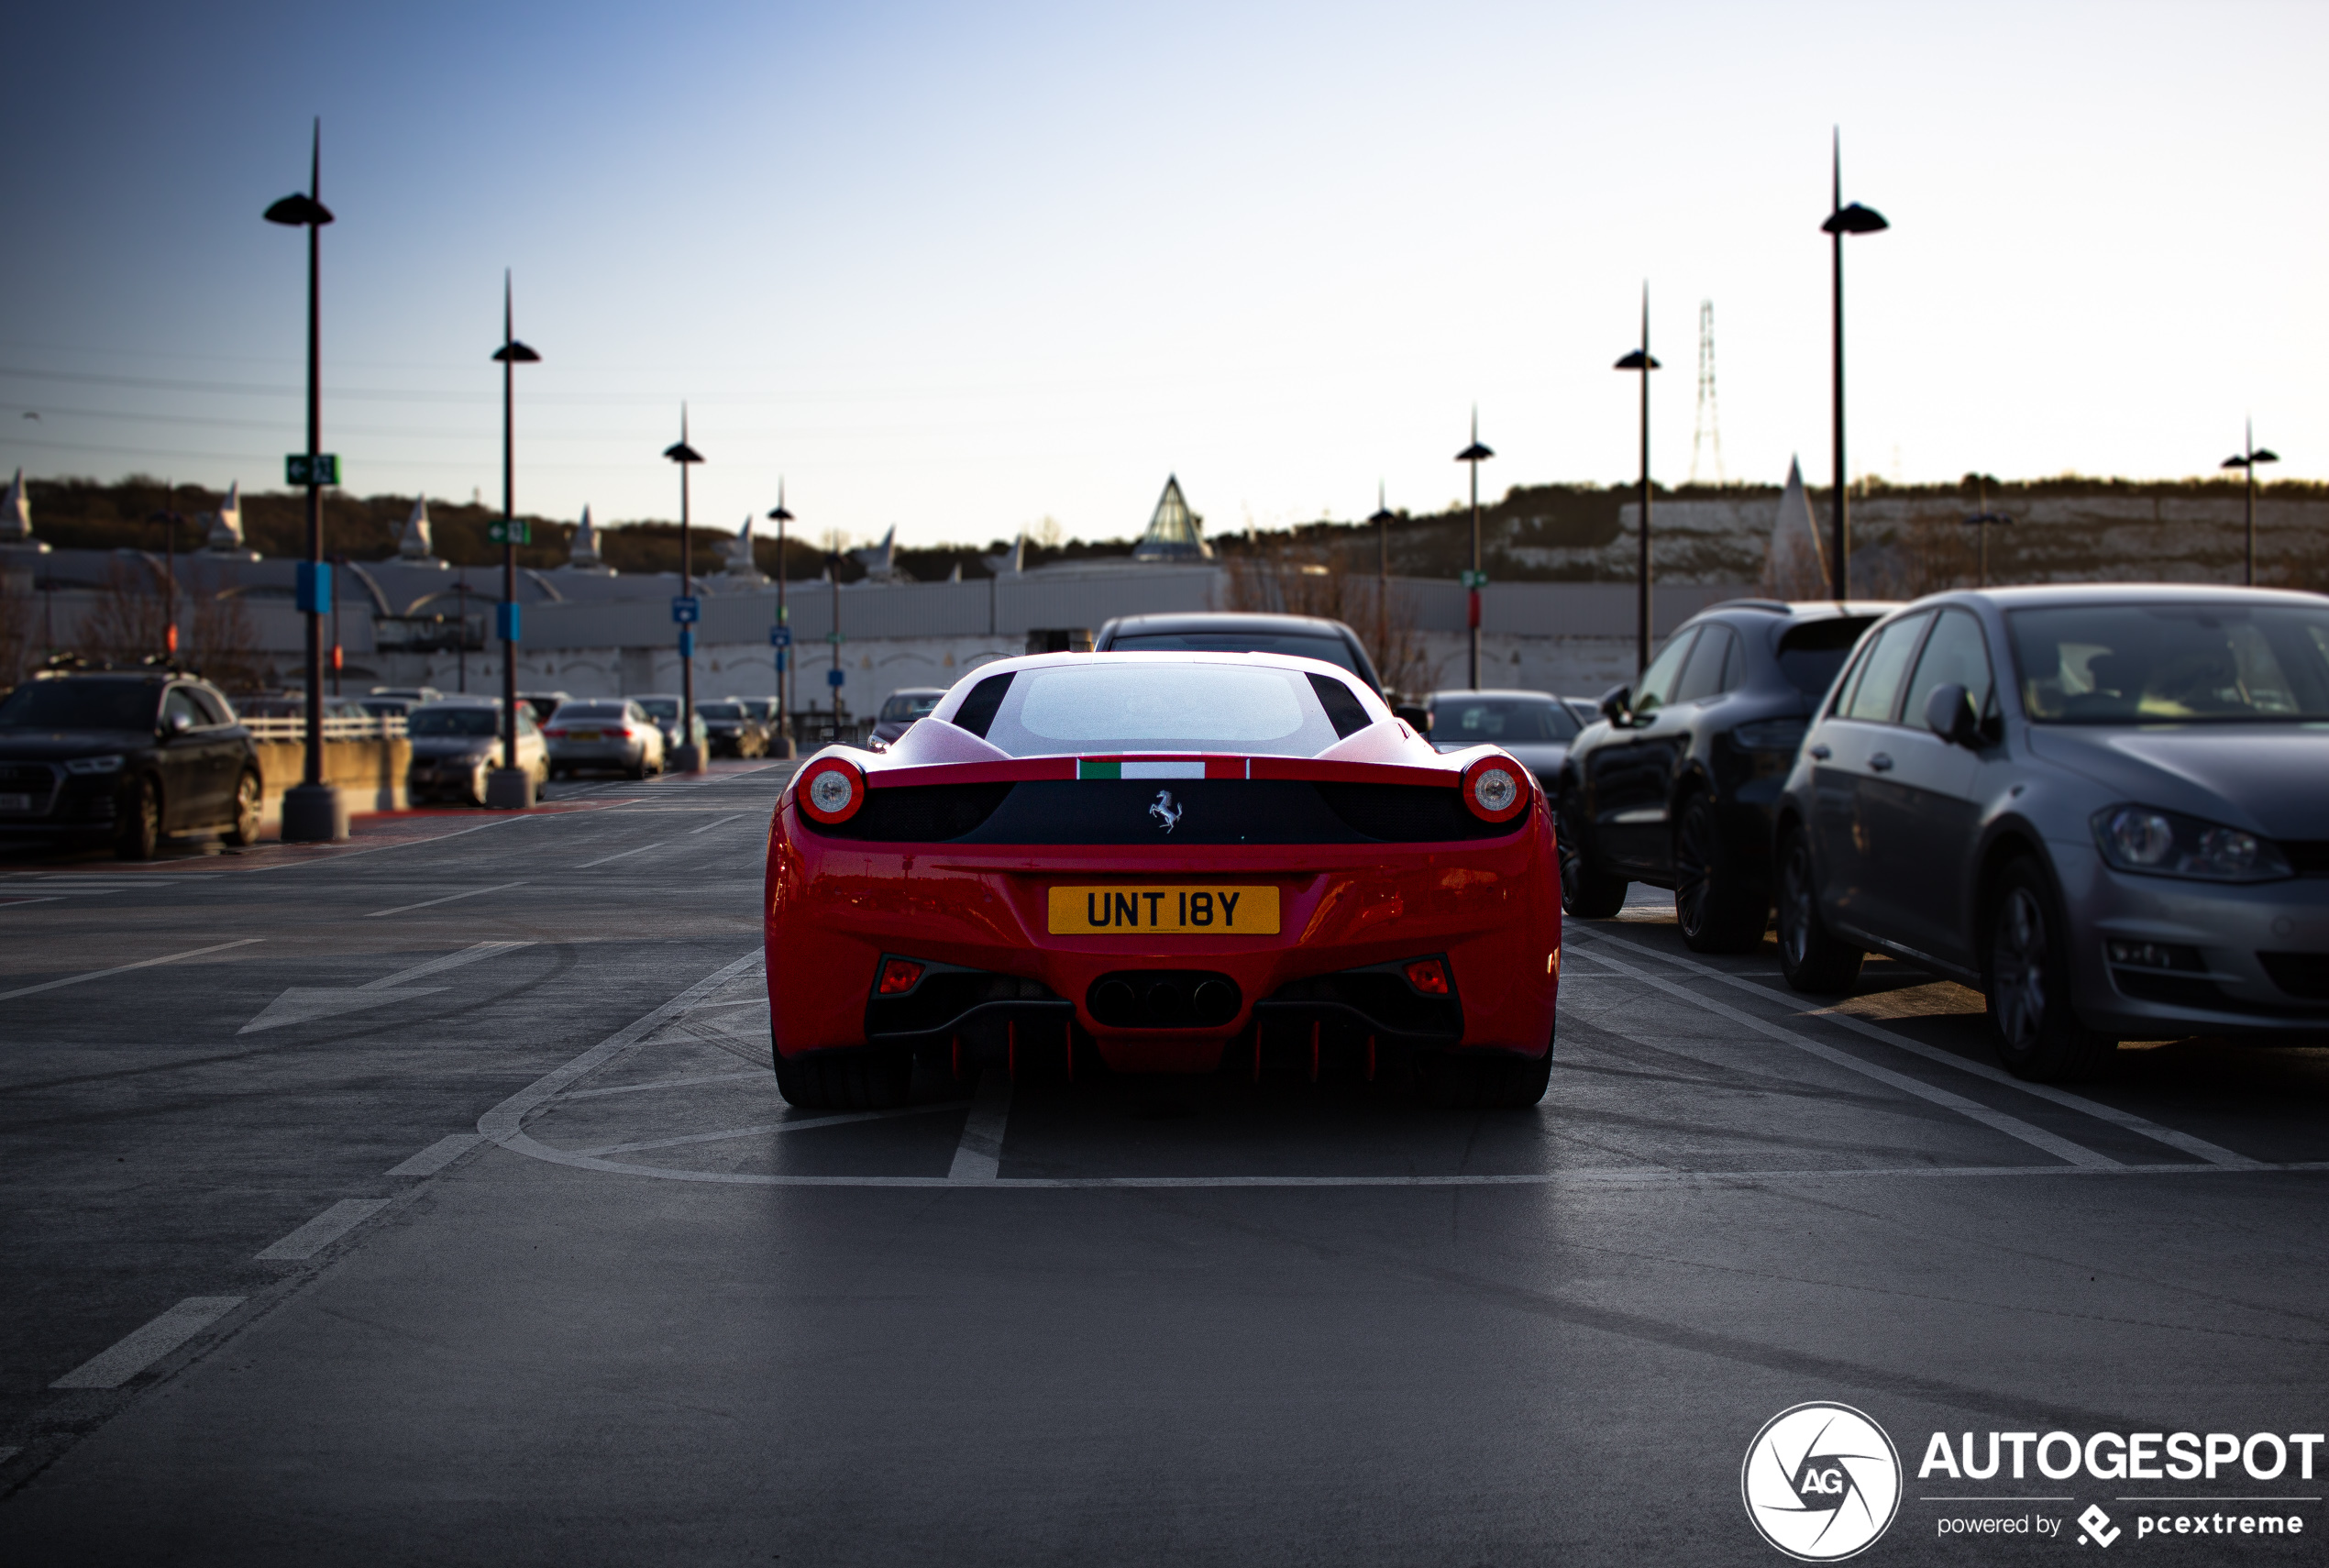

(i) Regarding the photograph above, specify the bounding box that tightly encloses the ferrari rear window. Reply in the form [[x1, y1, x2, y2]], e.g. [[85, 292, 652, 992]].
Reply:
[[977, 663, 1350, 757]]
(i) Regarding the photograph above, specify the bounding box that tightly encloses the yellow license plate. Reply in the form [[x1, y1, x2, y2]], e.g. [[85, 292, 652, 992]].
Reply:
[[570, 730, 602, 740], [1048, 885, 1280, 935]]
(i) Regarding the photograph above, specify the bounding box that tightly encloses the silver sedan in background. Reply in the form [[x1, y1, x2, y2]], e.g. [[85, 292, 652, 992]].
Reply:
[[405, 700, 550, 803], [544, 699, 666, 779], [1423, 689, 1581, 789], [1774, 585, 2329, 1080]]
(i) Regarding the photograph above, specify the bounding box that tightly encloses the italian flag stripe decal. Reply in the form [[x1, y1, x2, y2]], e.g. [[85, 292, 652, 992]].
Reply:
[[1076, 757, 1248, 779]]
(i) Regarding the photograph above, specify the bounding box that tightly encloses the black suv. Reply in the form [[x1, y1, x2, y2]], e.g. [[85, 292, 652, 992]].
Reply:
[[0, 667, 262, 858], [1554, 600, 1890, 949]]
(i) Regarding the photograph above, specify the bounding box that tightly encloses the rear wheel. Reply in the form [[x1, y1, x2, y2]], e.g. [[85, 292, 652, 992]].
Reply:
[[1558, 791, 1628, 919], [1673, 793, 1768, 953], [222, 770, 262, 846], [1776, 822, 1863, 992], [1418, 1045, 1552, 1110], [772, 1043, 912, 1110], [1985, 857, 2117, 1082], [115, 776, 160, 860]]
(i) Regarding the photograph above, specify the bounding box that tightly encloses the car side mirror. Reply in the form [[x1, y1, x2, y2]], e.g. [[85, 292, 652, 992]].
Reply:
[[1597, 684, 1632, 726], [1923, 683, 1982, 748], [163, 712, 194, 738], [1392, 704, 1431, 734]]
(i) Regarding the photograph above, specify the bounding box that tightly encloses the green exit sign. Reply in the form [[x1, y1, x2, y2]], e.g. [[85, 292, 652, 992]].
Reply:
[[285, 453, 340, 486], [1460, 569, 1489, 589], [488, 519, 531, 546]]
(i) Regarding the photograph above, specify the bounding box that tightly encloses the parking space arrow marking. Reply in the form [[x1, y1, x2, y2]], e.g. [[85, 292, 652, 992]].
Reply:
[[238, 941, 535, 1034]]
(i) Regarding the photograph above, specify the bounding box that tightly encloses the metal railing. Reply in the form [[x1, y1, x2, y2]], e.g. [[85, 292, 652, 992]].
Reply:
[[240, 713, 408, 743]]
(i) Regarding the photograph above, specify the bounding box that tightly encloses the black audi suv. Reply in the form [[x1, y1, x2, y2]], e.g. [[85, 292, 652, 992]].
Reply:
[[1555, 599, 1891, 949]]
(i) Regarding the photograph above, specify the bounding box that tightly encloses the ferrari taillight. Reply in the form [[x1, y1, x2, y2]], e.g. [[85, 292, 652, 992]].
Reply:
[[1405, 958, 1450, 994], [799, 757, 866, 823], [878, 958, 923, 995], [1462, 756, 1527, 824]]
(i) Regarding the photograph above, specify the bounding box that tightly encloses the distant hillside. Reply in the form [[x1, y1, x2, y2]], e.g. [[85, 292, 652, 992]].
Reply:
[[17, 471, 2325, 591], [1240, 477, 2329, 591]]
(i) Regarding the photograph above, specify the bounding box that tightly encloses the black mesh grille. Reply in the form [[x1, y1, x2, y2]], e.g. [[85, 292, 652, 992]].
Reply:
[[2283, 842, 2329, 877], [0, 764, 56, 794], [2259, 952, 2329, 1000]]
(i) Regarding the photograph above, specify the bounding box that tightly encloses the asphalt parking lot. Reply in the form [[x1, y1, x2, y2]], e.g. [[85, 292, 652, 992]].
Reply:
[[3, 761, 2325, 1566]]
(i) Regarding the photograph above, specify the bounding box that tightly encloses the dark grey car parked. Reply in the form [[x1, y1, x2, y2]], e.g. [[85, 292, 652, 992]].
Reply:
[[0, 666, 263, 857], [1774, 585, 2329, 1081], [1094, 613, 1385, 696], [1555, 599, 1893, 949]]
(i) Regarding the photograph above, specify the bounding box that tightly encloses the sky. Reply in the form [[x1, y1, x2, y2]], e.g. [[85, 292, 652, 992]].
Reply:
[[2, 0, 2323, 550]]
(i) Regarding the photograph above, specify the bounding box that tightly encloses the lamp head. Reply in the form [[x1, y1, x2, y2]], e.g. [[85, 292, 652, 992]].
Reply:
[[263, 193, 334, 226], [1820, 202, 1888, 236], [2253, 447, 2280, 465], [1455, 441, 1494, 462], [492, 340, 541, 364], [1613, 349, 1660, 371], [664, 441, 705, 465]]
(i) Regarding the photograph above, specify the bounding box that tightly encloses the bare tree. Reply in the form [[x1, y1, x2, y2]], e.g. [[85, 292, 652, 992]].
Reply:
[[1223, 536, 1440, 701], [77, 558, 171, 665]]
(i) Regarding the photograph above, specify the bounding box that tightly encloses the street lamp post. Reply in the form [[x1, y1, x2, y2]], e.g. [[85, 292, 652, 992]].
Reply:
[[767, 481, 796, 758], [487, 272, 541, 809], [1368, 482, 1394, 689], [1454, 411, 1493, 690], [2221, 421, 2280, 587], [1614, 286, 1661, 676], [264, 119, 346, 842], [1961, 474, 2012, 588], [1820, 128, 1888, 602], [663, 408, 706, 771], [149, 486, 183, 662], [828, 547, 844, 739]]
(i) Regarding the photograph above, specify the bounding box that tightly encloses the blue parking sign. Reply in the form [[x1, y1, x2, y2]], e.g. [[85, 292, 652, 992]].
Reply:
[[825, 668, 844, 688], [769, 626, 792, 647], [671, 595, 701, 624]]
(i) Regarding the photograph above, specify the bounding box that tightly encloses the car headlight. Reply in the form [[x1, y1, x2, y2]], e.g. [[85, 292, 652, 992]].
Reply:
[[64, 755, 125, 775], [2092, 804, 2293, 882]]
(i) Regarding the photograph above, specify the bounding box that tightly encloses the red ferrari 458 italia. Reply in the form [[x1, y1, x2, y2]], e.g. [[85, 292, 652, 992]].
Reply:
[[763, 651, 1561, 1110]]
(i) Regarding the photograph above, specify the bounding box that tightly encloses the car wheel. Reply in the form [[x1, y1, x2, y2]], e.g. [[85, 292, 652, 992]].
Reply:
[[772, 1043, 912, 1110], [1557, 791, 1628, 919], [1418, 1044, 1553, 1110], [115, 775, 160, 860], [1984, 858, 2117, 1082], [222, 770, 262, 846], [1672, 793, 1767, 954], [1775, 822, 1863, 992]]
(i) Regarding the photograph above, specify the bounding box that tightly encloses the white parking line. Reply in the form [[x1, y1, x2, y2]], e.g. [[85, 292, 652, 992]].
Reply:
[[687, 813, 751, 834], [573, 1104, 955, 1156], [0, 938, 264, 1003], [50, 1297, 244, 1389], [1565, 945, 2121, 1168], [949, 1073, 1011, 1182], [1573, 929, 2262, 1168], [0, 897, 61, 910], [255, 1198, 392, 1261], [364, 881, 528, 919], [575, 841, 666, 868], [386, 1133, 485, 1176]]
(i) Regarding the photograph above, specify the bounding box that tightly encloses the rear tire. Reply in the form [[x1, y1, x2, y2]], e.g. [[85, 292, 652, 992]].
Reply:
[[1418, 1045, 1552, 1110], [1558, 791, 1628, 919], [1673, 793, 1767, 953], [115, 776, 160, 860], [772, 1043, 913, 1110], [1985, 857, 2118, 1082], [222, 770, 262, 846], [1776, 822, 1863, 992]]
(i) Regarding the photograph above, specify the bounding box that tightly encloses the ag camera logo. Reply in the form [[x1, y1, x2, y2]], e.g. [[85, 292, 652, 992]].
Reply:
[[1742, 1403, 1903, 1561]]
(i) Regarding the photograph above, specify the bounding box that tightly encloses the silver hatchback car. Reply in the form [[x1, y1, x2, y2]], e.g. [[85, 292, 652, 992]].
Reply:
[[1775, 585, 2329, 1080]]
